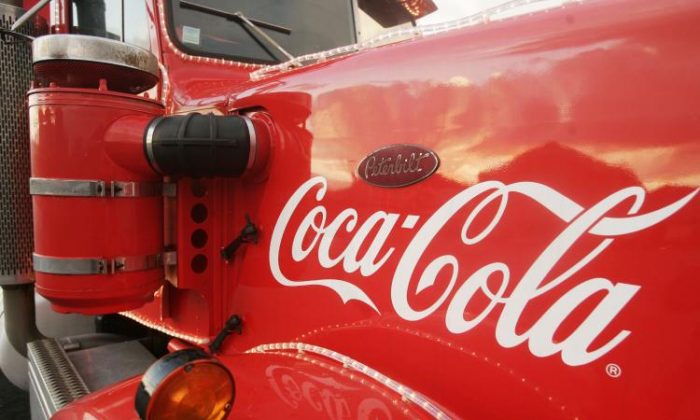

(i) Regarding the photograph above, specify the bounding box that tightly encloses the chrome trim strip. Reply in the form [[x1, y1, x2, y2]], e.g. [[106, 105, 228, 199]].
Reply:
[[30, 178, 162, 198], [32, 34, 159, 77], [112, 181, 162, 197], [33, 253, 162, 275], [241, 115, 256, 170], [33, 255, 106, 275], [162, 182, 177, 198], [162, 251, 177, 266], [246, 342, 452, 419], [30, 178, 104, 197], [145, 117, 163, 174]]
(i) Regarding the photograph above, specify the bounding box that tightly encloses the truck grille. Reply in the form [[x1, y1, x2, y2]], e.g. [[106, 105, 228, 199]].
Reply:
[[0, 4, 40, 282]]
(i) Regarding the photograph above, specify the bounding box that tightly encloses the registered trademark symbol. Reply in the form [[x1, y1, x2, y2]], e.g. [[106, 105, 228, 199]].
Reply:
[[606, 363, 622, 378]]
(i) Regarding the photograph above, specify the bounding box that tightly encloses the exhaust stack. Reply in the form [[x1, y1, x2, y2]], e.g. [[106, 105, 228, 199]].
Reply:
[[0, 1, 47, 359], [0, 1, 37, 287]]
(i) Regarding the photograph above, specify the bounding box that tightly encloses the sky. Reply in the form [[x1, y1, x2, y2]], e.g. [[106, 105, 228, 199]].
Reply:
[[418, 0, 504, 24], [417, 0, 566, 25]]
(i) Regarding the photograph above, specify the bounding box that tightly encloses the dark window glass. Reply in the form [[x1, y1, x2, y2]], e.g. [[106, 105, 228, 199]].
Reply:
[[71, 0, 150, 50], [71, 0, 121, 40], [167, 0, 356, 64]]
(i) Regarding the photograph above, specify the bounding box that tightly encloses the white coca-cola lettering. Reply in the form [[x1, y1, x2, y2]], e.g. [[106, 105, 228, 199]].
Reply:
[[269, 176, 698, 366], [270, 178, 380, 312]]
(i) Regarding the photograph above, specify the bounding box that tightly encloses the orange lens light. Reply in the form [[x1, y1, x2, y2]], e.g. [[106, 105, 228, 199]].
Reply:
[[136, 349, 235, 420]]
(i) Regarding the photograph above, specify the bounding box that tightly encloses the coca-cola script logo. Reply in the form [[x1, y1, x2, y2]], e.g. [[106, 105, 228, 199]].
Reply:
[[267, 365, 392, 419], [270, 177, 698, 366], [357, 144, 439, 187]]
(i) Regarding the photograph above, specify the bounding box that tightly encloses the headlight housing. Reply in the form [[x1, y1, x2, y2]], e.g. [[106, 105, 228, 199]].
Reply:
[[135, 349, 235, 420]]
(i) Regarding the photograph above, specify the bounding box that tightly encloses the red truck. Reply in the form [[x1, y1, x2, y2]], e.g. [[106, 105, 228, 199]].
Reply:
[[0, 0, 698, 418]]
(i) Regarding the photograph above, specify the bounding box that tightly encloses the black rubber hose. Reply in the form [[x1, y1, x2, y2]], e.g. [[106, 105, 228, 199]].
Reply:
[[144, 113, 252, 178], [2, 284, 44, 357]]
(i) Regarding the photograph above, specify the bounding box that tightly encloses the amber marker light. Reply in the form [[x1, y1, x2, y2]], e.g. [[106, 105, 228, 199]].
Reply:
[[135, 349, 235, 420]]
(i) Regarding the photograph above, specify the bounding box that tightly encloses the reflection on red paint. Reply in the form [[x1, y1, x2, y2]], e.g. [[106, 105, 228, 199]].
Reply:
[[51, 0, 700, 419]]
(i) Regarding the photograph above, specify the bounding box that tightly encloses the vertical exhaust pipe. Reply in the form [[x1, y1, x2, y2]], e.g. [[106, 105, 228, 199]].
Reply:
[[2, 285, 43, 357]]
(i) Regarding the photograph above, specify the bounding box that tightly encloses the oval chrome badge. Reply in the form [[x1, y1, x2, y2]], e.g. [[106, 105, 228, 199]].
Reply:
[[357, 144, 439, 188]]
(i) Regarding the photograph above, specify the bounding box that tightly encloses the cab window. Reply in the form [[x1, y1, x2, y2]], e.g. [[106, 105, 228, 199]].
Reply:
[[70, 0, 150, 50]]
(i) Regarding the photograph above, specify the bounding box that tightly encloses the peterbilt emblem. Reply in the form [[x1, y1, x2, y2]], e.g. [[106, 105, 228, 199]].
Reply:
[[357, 144, 439, 187]]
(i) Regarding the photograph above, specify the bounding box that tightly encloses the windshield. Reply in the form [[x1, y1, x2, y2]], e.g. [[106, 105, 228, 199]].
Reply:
[[166, 0, 356, 64]]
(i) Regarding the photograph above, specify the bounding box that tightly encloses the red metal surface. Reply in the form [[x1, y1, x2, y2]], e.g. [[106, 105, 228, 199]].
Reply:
[[29, 88, 164, 314], [220, 351, 441, 419], [166, 338, 192, 353], [21, 0, 50, 22], [54, 0, 700, 418], [53, 351, 438, 420]]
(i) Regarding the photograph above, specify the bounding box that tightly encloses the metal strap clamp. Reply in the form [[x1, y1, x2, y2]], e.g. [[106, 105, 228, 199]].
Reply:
[[29, 178, 163, 198], [33, 253, 164, 275]]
